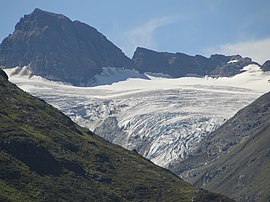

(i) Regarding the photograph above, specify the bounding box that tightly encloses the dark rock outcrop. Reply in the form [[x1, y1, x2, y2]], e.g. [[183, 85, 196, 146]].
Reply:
[[132, 47, 256, 77], [0, 68, 8, 80], [262, 60, 270, 71], [0, 8, 134, 86]]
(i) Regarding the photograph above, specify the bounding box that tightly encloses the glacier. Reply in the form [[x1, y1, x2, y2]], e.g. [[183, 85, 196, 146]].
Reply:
[[4, 65, 270, 167]]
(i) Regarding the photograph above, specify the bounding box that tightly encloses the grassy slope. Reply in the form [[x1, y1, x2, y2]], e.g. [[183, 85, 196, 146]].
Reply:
[[0, 72, 232, 201]]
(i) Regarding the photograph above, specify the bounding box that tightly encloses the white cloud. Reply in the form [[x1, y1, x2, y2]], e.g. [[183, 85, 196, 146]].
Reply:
[[206, 38, 270, 64], [120, 16, 179, 57]]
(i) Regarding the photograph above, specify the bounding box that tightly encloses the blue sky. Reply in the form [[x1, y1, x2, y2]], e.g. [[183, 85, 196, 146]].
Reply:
[[0, 0, 269, 63]]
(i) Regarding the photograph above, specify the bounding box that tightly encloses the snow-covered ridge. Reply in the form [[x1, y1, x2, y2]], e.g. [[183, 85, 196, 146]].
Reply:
[[4, 64, 270, 167]]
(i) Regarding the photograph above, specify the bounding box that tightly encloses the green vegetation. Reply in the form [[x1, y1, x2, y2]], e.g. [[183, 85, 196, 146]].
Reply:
[[0, 72, 232, 201]]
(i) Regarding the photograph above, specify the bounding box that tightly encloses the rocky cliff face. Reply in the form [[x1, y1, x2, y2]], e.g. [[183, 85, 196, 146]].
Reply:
[[0, 8, 134, 86], [262, 60, 270, 71], [132, 47, 257, 77]]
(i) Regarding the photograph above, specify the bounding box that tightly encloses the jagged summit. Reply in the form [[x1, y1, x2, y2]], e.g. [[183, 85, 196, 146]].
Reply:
[[0, 8, 134, 86], [15, 8, 71, 31], [32, 8, 64, 16], [132, 47, 257, 77], [262, 60, 270, 71]]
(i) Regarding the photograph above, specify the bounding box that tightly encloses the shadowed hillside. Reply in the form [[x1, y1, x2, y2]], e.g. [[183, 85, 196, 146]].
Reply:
[[171, 90, 270, 201]]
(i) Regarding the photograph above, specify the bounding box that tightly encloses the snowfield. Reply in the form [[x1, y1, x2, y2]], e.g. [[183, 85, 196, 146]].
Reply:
[[4, 64, 270, 167]]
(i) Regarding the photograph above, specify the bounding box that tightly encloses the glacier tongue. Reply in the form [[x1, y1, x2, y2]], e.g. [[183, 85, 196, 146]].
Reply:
[[4, 65, 269, 167], [92, 89, 248, 167]]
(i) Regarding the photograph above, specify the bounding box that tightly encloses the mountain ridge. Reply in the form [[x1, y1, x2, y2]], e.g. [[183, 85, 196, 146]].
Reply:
[[132, 47, 259, 78], [0, 8, 268, 87]]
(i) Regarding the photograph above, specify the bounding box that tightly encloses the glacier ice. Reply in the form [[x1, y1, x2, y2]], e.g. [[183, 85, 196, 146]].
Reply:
[[4, 65, 269, 167]]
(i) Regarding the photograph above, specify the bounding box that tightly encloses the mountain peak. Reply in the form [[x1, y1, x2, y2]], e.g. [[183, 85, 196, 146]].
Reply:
[[0, 9, 134, 86], [15, 8, 71, 31], [32, 8, 47, 14], [31, 8, 69, 21], [262, 60, 270, 71], [33, 7, 46, 13], [31, 8, 66, 19]]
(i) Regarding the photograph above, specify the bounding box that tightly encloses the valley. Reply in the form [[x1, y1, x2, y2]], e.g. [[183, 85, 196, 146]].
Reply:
[[1, 7, 269, 201], [5, 64, 269, 168]]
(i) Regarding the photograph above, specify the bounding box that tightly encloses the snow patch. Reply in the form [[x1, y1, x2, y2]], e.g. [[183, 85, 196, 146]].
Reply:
[[145, 72, 172, 79], [227, 59, 239, 64], [241, 64, 261, 72]]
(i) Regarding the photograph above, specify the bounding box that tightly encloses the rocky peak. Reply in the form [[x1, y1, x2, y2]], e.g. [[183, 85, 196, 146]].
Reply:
[[209, 55, 255, 76], [262, 60, 270, 71], [15, 8, 71, 31], [0, 9, 134, 86]]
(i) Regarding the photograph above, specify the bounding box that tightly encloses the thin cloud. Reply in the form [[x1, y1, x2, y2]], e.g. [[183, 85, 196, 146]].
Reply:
[[120, 16, 179, 57], [206, 38, 270, 64]]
